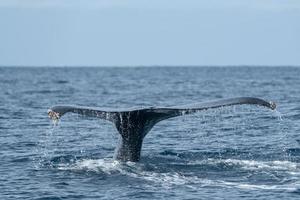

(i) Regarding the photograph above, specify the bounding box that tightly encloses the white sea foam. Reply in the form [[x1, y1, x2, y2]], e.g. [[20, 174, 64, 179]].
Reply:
[[188, 158, 299, 171], [57, 158, 121, 174], [57, 158, 300, 191], [57, 158, 199, 187], [217, 180, 300, 192]]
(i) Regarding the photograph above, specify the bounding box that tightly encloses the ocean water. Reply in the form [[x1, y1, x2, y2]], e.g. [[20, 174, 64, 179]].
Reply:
[[0, 66, 300, 200]]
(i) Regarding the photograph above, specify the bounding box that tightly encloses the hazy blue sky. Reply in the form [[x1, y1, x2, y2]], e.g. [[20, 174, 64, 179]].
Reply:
[[0, 0, 299, 66]]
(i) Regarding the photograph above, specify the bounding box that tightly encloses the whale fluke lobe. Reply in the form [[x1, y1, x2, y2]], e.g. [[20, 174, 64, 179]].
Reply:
[[48, 97, 276, 162], [47, 105, 118, 122]]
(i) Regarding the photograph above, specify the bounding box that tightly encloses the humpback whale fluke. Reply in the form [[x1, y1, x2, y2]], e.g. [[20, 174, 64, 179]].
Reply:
[[47, 97, 276, 162]]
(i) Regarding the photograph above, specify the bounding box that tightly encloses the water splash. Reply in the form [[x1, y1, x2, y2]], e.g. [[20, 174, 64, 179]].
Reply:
[[273, 109, 283, 121], [33, 123, 59, 168]]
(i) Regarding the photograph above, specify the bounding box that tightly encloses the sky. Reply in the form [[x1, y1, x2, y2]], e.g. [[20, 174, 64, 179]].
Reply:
[[0, 0, 299, 66]]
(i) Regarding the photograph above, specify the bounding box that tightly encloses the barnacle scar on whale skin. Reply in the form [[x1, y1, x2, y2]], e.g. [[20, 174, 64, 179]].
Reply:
[[47, 97, 276, 162], [48, 109, 60, 120]]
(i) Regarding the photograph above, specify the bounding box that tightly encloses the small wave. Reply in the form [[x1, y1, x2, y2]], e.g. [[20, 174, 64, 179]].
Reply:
[[135, 172, 300, 192], [188, 159, 299, 171], [55, 80, 69, 84], [23, 89, 61, 94], [217, 180, 300, 192]]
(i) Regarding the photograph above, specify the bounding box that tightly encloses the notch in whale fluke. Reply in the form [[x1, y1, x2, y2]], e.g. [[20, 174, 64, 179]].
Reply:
[[47, 97, 276, 162]]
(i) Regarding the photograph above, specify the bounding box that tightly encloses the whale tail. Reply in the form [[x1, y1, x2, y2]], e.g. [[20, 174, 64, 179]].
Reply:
[[48, 97, 276, 162]]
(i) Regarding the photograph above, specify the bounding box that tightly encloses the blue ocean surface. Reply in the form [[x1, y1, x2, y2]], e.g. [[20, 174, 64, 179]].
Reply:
[[0, 66, 300, 200]]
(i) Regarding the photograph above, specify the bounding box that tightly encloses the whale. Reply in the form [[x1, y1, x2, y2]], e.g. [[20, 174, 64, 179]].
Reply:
[[47, 97, 276, 162]]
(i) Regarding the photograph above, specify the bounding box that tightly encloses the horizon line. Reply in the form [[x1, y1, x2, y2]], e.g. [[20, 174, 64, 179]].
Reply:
[[0, 65, 300, 68]]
